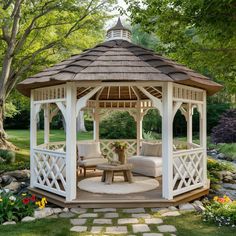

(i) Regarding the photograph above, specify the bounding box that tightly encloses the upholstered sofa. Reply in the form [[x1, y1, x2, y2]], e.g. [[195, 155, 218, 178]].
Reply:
[[128, 142, 163, 177]]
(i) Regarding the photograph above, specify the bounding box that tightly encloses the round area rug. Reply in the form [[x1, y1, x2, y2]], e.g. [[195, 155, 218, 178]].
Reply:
[[78, 176, 159, 194]]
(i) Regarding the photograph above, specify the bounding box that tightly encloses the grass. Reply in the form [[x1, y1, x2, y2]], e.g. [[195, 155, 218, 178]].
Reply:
[[0, 212, 235, 236], [0, 130, 92, 171]]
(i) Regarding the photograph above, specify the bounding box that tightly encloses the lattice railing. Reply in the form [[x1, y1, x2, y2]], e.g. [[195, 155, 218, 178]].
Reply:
[[38, 142, 66, 151], [33, 148, 66, 197], [172, 148, 204, 196], [100, 139, 137, 159]]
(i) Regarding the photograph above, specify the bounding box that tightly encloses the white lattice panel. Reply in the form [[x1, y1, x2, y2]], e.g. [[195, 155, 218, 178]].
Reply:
[[172, 148, 204, 196], [100, 139, 137, 159], [33, 148, 66, 197]]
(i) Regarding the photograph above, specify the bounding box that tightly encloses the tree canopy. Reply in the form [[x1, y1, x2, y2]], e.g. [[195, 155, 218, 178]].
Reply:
[[126, 0, 236, 100]]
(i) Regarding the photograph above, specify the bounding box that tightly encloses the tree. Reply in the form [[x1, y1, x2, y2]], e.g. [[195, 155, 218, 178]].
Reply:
[[0, 0, 116, 149], [126, 0, 236, 101]]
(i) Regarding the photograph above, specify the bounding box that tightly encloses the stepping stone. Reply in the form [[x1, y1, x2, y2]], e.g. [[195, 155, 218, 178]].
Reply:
[[106, 226, 128, 234], [70, 226, 87, 232], [151, 208, 168, 213], [52, 208, 63, 214], [21, 216, 35, 222], [143, 234, 163, 236], [70, 208, 87, 214], [94, 208, 116, 212], [79, 213, 98, 218], [123, 208, 145, 213], [178, 203, 195, 211], [168, 206, 178, 211], [132, 224, 150, 233], [59, 212, 76, 218], [145, 218, 163, 224], [70, 219, 87, 225], [157, 225, 177, 233], [118, 218, 139, 224], [2, 221, 16, 225], [132, 213, 151, 219], [93, 219, 112, 225], [104, 212, 119, 218], [90, 226, 103, 233], [161, 211, 180, 217]]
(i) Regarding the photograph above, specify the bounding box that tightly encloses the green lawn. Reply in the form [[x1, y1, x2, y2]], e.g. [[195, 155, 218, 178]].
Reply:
[[0, 212, 235, 236]]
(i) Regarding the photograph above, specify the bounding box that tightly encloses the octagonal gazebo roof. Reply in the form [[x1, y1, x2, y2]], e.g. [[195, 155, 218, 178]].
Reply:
[[17, 19, 222, 97]]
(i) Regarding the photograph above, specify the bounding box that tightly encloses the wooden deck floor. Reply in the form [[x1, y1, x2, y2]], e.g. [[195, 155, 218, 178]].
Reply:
[[30, 170, 209, 208]]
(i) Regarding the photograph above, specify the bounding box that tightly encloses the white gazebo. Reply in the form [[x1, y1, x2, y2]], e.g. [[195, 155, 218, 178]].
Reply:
[[17, 19, 222, 207]]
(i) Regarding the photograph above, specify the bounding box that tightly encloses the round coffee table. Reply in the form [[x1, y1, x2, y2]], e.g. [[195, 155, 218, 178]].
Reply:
[[97, 163, 134, 184]]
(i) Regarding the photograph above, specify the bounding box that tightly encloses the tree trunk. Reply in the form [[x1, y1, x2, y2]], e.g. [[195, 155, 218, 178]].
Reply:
[[0, 99, 16, 150], [76, 110, 87, 132]]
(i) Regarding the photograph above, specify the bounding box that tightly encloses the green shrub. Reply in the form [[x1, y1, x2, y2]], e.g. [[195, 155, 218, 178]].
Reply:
[[0, 161, 30, 172], [0, 150, 15, 164]]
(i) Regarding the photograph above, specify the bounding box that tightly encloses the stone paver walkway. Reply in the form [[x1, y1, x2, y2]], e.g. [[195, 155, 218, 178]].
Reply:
[[68, 207, 180, 235]]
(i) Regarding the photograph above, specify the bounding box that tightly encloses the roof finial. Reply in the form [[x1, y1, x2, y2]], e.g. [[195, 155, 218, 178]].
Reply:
[[106, 17, 131, 42]]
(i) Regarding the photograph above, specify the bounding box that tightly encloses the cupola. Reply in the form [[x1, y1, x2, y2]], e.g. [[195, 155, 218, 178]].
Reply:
[[106, 17, 131, 42]]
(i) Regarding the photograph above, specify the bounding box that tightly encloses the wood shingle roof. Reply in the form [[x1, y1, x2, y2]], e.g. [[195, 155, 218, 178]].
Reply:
[[17, 39, 222, 96]]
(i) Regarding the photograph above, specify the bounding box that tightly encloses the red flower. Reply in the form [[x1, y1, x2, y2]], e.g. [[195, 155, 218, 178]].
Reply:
[[31, 195, 36, 202], [22, 198, 30, 205]]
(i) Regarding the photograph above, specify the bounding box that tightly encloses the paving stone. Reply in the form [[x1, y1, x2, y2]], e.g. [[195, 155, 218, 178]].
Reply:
[[47, 215, 58, 219], [168, 206, 178, 211], [118, 218, 139, 224], [93, 219, 112, 225], [178, 203, 195, 211], [151, 208, 168, 213], [52, 208, 63, 214], [90, 226, 103, 233], [2, 221, 16, 225], [70, 218, 87, 225], [63, 208, 69, 212], [161, 211, 180, 217], [70, 207, 87, 214], [59, 212, 76, 218], [21, 216, 35, 222], [157, 225, 177, 233], [104, 212, 119, 218], [123, 208, 145, 213], [145, 218, 163, 224], [79, 213, 98, 218], [70, 226, 87, 232], [34, 207, 53, 219], [143, 234, 163, 236], [106, 226, 128, 234], [132, 224, 150, 233], [94, 208, 116, 212], [132, 213, 151, 219]]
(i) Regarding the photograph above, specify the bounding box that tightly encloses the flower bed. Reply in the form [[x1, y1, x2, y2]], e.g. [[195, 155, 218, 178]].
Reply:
[[0, 190, 46, 224], [203, 195, 236, 226]]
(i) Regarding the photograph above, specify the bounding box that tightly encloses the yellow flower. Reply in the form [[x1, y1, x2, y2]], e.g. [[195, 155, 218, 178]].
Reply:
[[213, 196, 218, 202], [22, 193, 27, 196], [0, 198, 2, 202]]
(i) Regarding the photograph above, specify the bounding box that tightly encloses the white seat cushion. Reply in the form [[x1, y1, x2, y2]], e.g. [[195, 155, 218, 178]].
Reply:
[[77, 142, 102, 160], [78, 158, 108, 167], [128, 156, 162, 177]]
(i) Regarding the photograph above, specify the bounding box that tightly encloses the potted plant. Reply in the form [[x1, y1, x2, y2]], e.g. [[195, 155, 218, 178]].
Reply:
[[111, 141, 128, 164]]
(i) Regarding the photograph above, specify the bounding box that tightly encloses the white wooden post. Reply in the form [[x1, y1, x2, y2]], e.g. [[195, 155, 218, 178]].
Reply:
[[200, 91, 207, 186], [136, 104, 142, 155], [162, 82, 173, 200], [44, 104, 50, 144], [65, 82, 77, 201], [93, 108, 99, 141], [187, 103, 193, 144], [30, 90, 37, 188]]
